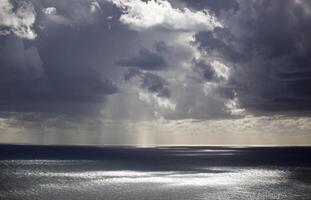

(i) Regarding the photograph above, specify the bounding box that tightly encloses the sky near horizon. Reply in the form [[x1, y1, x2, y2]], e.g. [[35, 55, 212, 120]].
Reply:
[[1, 0, 311, 146]]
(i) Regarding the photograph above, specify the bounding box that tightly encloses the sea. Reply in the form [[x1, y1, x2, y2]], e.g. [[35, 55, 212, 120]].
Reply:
[[1, 144, 311, 200]]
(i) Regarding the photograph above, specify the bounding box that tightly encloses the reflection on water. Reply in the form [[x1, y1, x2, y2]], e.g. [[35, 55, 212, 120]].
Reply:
[[1, 146, 311, 200], [1, 160, 311, 200]]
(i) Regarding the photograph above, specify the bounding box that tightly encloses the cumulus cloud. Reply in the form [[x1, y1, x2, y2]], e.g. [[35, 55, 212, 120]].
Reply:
[[0, 0, 311, 145], [193, 60, 230, 83], [109, 0, 235, 120], [115, 48, 167, 70], [36, 0, 110, 26], [138, 90, 176, 111], [0, 0, 133, 115], [141, 72, 171, 98], [195, 0, 311, 114], [124, 69, 171, 98], [0, 0, 260, 120], [193, 60, 217, 81], [0, 0, 36, 39], [110, 0, 222, 31]]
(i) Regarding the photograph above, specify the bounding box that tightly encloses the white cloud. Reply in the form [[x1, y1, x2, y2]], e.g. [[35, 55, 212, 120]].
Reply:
[[42, 7, 57, 15], [105, 0, 235, 120], [211, 60, 230, 81], [0, 0, 36, 39], [138, 90, 176, 111], [225, 96, 245, 116], [90, 1, 101, 13], [111, 0, 222, 31]]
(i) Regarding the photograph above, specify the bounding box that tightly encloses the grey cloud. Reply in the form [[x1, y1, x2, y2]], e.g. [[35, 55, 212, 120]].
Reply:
[[195, 27, 245, 62], [194, 0, 311, 113], [3, 0, 311, 122], [192, 59, 235, 100], [0, 0, 141, 115], [217, 86, 235, 100], [154, 41, 170, 53], [124, 68, 142, 81], [124, 69, 171, 98], [272, 70, 311, 81], [0, 36, 43, 81], [193, 60, 217, 82], [115, 48, 167, 71], [141, 72, 171, 98]]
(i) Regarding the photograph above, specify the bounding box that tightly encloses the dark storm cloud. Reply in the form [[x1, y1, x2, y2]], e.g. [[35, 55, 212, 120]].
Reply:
[[141, 72, 171, 98], [124, 69, 171, 98], [0, 0, 140, 115], [194, 0, 311, 113], [0, 43, 118, 114], [194, 27, 246, 62], [115, 48, 167, 71], [193, 60, 217, 82], [123, 68, 142, 81], [0, 36, 43, 81], [154, 41, 170, 53], [273, 71, 311, 81]]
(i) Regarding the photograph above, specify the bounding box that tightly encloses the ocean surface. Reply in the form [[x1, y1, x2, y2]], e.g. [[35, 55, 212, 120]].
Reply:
[[1, 145, 311, 200]]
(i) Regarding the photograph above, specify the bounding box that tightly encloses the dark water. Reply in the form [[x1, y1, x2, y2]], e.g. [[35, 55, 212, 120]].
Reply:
[[1, 145, 311, 200]]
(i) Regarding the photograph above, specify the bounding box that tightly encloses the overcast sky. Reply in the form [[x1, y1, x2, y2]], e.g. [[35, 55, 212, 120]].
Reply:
[[1, 0, 311, 146]]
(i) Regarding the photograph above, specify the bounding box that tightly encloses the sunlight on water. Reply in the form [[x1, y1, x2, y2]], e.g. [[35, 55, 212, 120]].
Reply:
[[20, 168, 287, 187], [2, 160, 311, 200]]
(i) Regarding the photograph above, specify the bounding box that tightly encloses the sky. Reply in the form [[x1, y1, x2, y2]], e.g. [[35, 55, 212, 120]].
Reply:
[[0, 0, 311, 146]]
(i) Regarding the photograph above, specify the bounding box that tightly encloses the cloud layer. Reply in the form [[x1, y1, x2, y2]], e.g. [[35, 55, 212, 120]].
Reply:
[[0, 0, 311, 145], [1, 0, 311, 117]]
